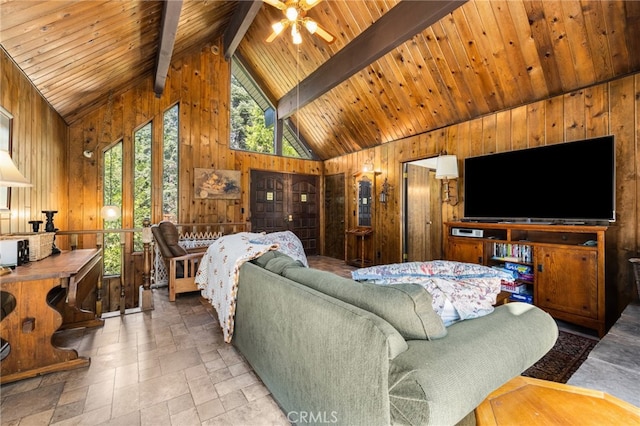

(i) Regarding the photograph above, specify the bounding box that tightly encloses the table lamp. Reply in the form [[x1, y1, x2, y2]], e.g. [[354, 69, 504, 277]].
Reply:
[[0, 149, 32, 275]]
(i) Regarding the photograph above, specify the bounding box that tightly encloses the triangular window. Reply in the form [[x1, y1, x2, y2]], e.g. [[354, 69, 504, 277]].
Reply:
[[230, 56, 313, 159]]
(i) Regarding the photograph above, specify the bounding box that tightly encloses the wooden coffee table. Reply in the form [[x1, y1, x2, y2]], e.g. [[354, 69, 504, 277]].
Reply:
[[476, 376, 640, 425]]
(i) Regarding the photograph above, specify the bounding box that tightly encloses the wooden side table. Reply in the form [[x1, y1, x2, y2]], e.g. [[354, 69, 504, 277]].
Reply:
[[476, 376, 640, 425], [345, 228, 373, 268]]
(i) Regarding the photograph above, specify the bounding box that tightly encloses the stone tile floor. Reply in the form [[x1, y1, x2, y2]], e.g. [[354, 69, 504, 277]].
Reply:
[[0, 255, 353, 426], [567, 303, 640, 407]]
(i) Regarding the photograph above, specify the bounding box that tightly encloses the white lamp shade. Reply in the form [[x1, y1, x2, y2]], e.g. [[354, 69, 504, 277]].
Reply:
[[0, 150, 32, 187], [435, 155, 459, 179], [101, 205, 121, 221]]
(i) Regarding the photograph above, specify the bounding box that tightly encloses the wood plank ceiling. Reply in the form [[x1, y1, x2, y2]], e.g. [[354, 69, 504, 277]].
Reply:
[[1, 0, 640, 161]]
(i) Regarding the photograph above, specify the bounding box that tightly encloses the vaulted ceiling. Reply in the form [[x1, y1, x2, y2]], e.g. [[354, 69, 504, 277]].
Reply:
[[1, 0, 639, 160]]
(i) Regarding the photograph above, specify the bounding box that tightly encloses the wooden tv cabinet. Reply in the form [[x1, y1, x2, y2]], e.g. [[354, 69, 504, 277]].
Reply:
[[444, 221, 612, 337]]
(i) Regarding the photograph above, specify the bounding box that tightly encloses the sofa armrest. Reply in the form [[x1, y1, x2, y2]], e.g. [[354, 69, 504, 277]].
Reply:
[[234, 262, 408, 426]]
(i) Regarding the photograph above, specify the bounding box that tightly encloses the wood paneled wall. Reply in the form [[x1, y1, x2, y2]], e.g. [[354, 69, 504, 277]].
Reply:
[[3, 38, 638, 308], [325, 73, 640, 304], [66, 41, 322, 243], [0, 48, 68, 234]]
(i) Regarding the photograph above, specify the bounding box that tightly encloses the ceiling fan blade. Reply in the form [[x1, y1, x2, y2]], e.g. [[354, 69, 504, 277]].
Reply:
[[299, 0, 322, 11], [263, 0, 286, 11], [266, 30, 280, 43], [312, 22, 335, 44]]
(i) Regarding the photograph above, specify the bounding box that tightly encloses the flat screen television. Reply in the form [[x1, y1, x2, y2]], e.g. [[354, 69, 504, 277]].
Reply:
[[463, 136, 615, 224]]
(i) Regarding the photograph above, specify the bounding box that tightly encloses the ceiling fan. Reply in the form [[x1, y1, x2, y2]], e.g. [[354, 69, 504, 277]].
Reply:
[[263, 0, 335, 44]]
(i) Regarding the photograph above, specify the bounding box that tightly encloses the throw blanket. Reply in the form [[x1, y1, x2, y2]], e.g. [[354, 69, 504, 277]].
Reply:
[[352, 261, 517, 325], [195, 232, 279, 343]]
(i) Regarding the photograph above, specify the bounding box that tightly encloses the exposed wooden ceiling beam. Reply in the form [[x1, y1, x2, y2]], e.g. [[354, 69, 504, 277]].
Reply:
[[224, 0, 263, 61], [277, 0, 467, 118], [154, 0, 183, 97]]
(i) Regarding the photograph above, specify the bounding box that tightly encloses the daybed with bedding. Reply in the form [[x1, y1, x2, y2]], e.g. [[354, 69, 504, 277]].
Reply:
[[195, 233, 559, 425]]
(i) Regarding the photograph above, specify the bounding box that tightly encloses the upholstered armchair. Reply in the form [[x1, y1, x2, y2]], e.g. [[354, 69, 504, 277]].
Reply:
[[151, 221, 205, 301]]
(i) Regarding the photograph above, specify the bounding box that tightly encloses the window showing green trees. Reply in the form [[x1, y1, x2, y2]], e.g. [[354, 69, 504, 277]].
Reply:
[[103, 142, 122, 276], [230, 56, 311, 159], [101, 106, 179, 275], [231, 75, 274, 153], [163, 105, 179, 222], [134, 123, 152, 252]]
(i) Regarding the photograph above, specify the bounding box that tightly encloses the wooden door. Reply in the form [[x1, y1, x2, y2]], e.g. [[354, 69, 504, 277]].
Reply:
[[250, 170, 319, 255], [535, 246, 598, 318], [403, 163, 442, 262], [324, 173, 345, 260], [291, 174, 319, 255], [250, 171, 286, 232]]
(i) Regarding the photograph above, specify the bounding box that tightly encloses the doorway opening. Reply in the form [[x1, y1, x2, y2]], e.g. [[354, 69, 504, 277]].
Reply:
[[402, 159, 443, 262], [324, 173, 345, 260]]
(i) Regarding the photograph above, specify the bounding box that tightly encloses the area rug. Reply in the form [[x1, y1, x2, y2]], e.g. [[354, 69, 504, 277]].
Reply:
[[522, 330, 598, 383]]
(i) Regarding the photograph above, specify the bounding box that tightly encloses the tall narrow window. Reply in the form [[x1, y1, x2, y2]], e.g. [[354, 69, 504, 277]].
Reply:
[[103, 142, 123, 276], [134, 123, 152, 252], [163, 105, 179, 222]]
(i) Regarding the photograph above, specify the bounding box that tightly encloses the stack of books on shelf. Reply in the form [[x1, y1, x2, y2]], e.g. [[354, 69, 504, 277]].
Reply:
[[509, 291, 534, 304], [492, 243, 532, 263], [500, 281, 528, 294], [493, 261, 535, 303], [503, 262, 534, 282]]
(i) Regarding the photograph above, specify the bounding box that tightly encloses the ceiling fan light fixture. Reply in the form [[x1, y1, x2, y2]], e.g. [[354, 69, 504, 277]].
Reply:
[[263, 0, 334, 44], [292, 23, 302, 44], [272, 20, 286, 35], [285, 6, 298, 21], [304, 18, 318, 34]]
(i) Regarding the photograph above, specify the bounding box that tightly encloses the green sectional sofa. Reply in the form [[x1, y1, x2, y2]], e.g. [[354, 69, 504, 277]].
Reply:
[[233, 252, 558, 425]]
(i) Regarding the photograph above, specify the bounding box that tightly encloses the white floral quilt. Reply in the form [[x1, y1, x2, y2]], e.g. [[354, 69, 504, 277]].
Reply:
[[195, 232, 279, 343], [352, 261, 516, 325]]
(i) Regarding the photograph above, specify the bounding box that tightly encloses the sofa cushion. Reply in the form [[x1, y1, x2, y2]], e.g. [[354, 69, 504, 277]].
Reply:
[[264, 254, 305, 275], [388, 302, 558, 425], [251, 251, 298, 269], [282, 267, 447, 340]]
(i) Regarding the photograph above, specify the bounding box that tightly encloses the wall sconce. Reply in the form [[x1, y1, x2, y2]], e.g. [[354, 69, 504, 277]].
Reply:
[[379, 177, 391, 204], [362, 158, 374, 173], [435, 155, 459, 205]]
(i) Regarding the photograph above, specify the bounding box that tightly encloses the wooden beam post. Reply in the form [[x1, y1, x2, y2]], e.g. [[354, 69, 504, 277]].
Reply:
[[154, 0, 183, 97], [141, 218, 154, 311]]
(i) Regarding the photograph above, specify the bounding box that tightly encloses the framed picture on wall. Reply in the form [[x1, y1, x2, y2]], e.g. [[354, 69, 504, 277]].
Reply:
[[0, 105, 13, 212], [194, 168, 241, 199]]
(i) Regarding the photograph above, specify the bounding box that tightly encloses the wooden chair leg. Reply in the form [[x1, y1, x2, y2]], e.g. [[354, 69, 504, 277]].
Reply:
[[169, 262, 177, 302]]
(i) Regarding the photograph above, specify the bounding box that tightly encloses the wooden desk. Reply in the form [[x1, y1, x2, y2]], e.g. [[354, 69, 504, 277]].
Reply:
[[0, 249, 103, 384]]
